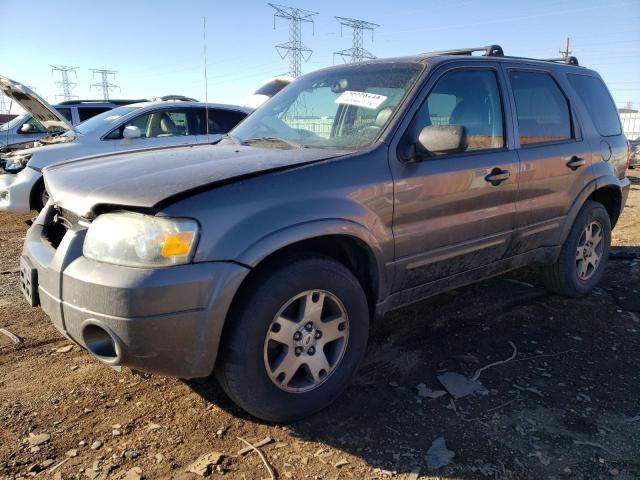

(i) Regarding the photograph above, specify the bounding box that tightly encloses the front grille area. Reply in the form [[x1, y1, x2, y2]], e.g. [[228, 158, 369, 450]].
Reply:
[[44, 207, 82, 249]]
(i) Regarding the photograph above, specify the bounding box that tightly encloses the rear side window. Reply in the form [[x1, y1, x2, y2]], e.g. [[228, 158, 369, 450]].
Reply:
[[509, 71, 572, 146], [194, 108, 247, 135], [78, 107, 111, 122], [567, 74, 621, 137], [56, 107, 73, 122]]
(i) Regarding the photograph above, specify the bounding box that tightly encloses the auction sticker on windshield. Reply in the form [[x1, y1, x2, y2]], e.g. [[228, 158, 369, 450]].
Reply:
[[335, 91, 388, 110]]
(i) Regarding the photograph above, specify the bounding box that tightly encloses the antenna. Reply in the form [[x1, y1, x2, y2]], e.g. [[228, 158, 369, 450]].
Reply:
[[268, 3, 318, 78], [50, 65, 78, 101], [203, 16, 210, 143], [90, 69, 120, 100], [334, 16, 379, 63]]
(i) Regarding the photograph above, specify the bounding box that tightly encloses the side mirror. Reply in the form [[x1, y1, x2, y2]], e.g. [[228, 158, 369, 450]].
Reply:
[[20, 123, 33, 133], [123, 125, 141, 139], [415, 125, 467, 157]]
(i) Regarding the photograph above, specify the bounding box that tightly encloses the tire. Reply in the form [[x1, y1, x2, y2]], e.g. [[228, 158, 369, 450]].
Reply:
[[541, 200, 611, 297], [215, 255, 369, 422]]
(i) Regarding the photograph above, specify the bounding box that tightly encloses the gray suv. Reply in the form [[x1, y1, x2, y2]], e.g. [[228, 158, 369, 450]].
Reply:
[[20, 46, 631, 422]]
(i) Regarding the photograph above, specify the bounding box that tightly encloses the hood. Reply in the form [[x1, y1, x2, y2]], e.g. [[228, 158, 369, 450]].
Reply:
[[0, 75, 74, 132], [44, 143, 347, 217], [23, 141, 83, 170]]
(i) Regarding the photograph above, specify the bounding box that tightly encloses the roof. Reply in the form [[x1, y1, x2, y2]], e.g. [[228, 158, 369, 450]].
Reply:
[[56, 99, 147, 106], [310, 45, 595, 76], [124, 101, 253, 113]]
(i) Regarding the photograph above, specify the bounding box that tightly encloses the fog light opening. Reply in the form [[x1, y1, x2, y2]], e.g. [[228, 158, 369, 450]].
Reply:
[[82, 324, 118, 361]]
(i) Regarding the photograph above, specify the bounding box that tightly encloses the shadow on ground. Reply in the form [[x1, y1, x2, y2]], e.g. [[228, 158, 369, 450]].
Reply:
[[191, 247, 640, 478]]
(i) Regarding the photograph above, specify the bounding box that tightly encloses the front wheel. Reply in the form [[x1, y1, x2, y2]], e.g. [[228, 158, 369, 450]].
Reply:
[[541, 200, 611, 297], [215, 255, 369, 422]]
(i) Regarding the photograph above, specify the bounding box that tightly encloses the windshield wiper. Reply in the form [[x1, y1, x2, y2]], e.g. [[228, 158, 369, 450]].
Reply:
[[243, 136, 303, 149]]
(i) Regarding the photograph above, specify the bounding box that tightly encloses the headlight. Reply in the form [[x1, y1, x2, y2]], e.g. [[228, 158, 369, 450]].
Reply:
[[83, 212, 199, 267], [2, 153, 31, 173]]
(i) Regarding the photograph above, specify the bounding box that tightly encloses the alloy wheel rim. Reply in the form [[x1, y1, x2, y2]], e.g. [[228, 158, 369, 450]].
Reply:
[[263, 290, 349, 393], [575, 220, 604, 281]]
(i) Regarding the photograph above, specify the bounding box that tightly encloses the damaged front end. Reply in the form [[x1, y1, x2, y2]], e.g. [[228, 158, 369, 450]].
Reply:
[[0, 150, 32, 174]]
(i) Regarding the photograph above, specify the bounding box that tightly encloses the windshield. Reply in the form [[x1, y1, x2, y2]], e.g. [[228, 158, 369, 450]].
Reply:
[[73, 106, 141, 135], [231, 63, 424, 150], [0, 114, 27, 131]]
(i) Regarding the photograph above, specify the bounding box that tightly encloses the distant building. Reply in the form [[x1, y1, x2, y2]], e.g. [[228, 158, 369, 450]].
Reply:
[[0, 113, 17, 124], [621, 112, 640, 140]]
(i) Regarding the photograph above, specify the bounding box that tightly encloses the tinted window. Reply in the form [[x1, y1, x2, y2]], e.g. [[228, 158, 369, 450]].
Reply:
[[57, 107, 73, 122], [78, 107, 111, 122], [195, 108, 247, 135], [413, 69, 505, 151], [75, 106, 140, 135], [568, 74, 621, 137], [510, 71, 572, 145]]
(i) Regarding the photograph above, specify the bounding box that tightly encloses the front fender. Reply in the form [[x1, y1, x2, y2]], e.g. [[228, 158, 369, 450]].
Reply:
[[236, 218, 389, 299]]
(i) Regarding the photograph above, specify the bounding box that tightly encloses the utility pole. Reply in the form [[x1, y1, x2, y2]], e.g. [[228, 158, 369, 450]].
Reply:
[[560, 37, 571, 63], [50, 65, 78, 101], [268, 3, 318, 78], [334, 16, 379, 63], [90, 69, 120, 101]]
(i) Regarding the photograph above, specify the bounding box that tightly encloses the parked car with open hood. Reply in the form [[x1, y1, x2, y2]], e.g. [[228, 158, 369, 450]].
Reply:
[[0, 83, 252, 212], [241, 75, 294, 109], [20, 46, 630, 422], [0, 77, 145, 152]]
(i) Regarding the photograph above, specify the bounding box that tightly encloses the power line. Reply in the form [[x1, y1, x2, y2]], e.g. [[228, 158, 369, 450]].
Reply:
[[268, 3, 318, 78], [334, 16, 379, 63], [50, 65, 78, 101], [90, 69, 120, 101]]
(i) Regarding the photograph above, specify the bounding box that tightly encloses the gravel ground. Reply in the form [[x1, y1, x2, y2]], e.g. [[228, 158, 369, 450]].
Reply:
[[0, 171, 639, 480]]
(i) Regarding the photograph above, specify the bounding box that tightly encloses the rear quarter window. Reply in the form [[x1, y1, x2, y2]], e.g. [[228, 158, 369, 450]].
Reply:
[[567, 74, 622, 137]]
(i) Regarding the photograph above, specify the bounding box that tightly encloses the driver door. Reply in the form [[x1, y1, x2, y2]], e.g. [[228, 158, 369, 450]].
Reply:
[[109, 108, 198, 151], [389, 64, 520, 292]]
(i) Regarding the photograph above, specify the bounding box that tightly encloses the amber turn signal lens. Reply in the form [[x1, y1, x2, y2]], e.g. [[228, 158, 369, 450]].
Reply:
[[161, 232, 196, 257]]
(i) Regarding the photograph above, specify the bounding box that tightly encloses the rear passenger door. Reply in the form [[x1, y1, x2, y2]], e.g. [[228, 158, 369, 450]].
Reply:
[[503, 66, 594, 254], [389, 63, 520, 292]]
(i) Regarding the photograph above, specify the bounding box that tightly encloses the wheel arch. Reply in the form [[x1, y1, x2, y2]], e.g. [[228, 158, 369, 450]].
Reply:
[[234, 221, 387, 319], [560, 176, 625, 246]]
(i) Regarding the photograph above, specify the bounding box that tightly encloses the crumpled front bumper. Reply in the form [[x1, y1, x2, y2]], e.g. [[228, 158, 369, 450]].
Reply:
[[0, 166, 40, 213], [21, 205, 250, 378]]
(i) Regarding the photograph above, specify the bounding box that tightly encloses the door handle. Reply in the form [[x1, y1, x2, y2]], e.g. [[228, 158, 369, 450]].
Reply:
[[484, 169, 510, 186], [566, 156, 585, 170]]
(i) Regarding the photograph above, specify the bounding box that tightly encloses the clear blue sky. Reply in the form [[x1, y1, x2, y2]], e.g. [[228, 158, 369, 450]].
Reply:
[[1, 0, 638, 113]]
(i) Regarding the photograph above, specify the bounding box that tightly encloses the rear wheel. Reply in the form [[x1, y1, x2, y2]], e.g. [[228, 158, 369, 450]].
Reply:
[[541, 200, 611, 297], [215, 255, 369, 422]]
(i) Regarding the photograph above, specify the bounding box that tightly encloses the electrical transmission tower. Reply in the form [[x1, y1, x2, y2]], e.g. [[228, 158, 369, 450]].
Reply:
[[268, 3, 318, 78], [90, 69, 120, 101], [0, 95, 8, 114], [50, 65, 78, 101], [334, 17, 379, 63]]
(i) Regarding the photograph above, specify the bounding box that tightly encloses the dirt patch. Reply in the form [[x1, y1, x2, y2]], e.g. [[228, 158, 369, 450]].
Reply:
[[1, 172, 639, 479]]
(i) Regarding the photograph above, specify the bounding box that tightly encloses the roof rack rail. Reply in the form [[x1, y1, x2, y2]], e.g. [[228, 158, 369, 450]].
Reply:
[[151, 95, 199, 102], [425, 45, 504, 57], [56, 99, 148, 105], [540, 56, 579, 66]]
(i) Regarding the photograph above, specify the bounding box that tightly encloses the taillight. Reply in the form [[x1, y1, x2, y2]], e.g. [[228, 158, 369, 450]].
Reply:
[[626, 140, 631, 171]]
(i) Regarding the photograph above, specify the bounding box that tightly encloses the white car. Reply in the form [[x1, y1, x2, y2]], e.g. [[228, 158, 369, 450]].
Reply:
[[0, 77, 252, 213]]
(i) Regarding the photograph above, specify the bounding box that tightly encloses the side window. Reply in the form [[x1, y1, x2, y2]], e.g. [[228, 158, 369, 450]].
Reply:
[[106, 109, 192, 139], [56, 108, 73, 122], [196, 109, 248, 134], [19, 117, 47, 134], [412, 69, 505, 152], [509, 71, 572, 146], [567, 74, 621, 137], [78, 107, 111, 123]]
